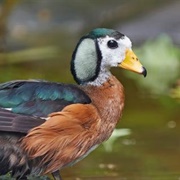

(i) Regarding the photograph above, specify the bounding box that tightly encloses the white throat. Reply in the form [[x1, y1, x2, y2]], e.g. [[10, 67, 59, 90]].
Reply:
[[86, 66, 111, 86]]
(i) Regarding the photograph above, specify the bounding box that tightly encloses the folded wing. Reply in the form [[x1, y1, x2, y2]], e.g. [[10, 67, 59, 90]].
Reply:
[[0, 80, 91, 133]]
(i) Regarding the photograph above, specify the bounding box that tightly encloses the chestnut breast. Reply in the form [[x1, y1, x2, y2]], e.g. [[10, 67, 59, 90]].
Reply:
[[82, 75, 125, 141]]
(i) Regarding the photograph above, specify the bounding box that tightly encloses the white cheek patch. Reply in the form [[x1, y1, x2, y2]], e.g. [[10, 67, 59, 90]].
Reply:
[[119, 36, 132, 49], [98, 37, 120, 67], [97, 36, 132, 68], [74, 38, 98, 81]]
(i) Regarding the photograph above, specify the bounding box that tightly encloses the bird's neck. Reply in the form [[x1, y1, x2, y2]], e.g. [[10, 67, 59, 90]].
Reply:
[[81, 75, 125, 142], [86, 71, 111, 86]]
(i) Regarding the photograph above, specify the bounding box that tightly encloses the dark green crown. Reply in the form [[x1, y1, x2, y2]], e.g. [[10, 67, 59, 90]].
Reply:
[[88, 28, 124, 39]]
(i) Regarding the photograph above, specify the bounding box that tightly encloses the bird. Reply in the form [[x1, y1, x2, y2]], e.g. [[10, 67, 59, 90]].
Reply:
[[0, 28, 147, 180]]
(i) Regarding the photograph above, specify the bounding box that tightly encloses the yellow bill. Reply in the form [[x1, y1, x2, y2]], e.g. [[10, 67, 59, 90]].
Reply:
[[119, 49, 147, 77]]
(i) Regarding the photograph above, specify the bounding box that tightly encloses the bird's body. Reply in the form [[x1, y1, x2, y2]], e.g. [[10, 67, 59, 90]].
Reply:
[[0, 28, 146, 179]]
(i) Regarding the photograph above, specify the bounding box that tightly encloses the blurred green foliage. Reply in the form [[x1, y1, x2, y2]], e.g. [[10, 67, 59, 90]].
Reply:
[[125, 35, 180, 100]]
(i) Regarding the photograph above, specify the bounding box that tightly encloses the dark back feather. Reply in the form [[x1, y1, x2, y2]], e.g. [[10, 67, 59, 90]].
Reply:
[[0, 80, 91, 117]]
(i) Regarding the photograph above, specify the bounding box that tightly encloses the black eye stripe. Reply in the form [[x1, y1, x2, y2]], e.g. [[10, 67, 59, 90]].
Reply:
[[107, 40, 118, 49]]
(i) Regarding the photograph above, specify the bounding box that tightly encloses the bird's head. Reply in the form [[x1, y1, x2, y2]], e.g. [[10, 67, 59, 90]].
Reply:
[[71, 28, 147, 85]]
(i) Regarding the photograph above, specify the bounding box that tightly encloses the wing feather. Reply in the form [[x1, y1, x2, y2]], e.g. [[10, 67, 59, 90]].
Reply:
[[0, 108, 45, 133], [21, 104, 100, 174], [0, 80, 91, 117]]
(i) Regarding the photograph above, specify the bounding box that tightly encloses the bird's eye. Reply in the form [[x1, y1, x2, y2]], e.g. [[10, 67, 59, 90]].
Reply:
[[107, 40, 118, 49]]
